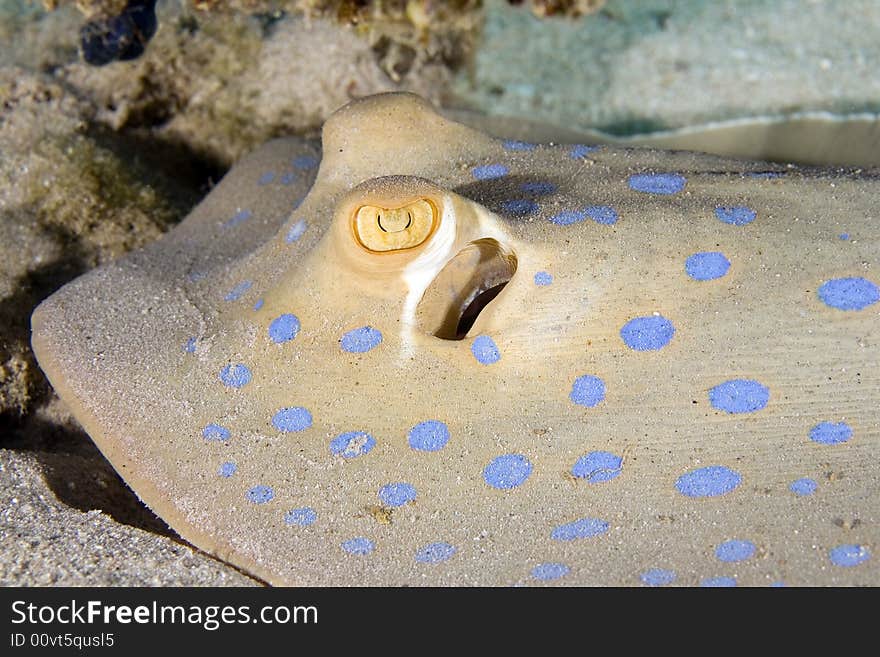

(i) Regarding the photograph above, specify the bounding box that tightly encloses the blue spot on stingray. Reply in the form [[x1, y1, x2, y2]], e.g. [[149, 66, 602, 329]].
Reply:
[[532, 563, 570, 581], [569, 375, 605, 408], [471, 335, 501, 365], [770, 581, 786, 587], [258, 171, 275, 185], [676, 465, 741, 497], [342, 537, 374, 555], [839, 233, 850, 241], [701, 576, 737, 588], [183, 337, 197, 353], [292, 154, 318, 170], [408, 420, 450, 452], [501, 199, 539, 216], [286, 219, 307, 244], [571, 451, 622, 483], [809, 421, 852, 445], [748, 171, 784, 179], [415, 542, 456, 564], [548, 209, 585, 226], [224, 209, 252, 228], [378, 482, 417, 507], [218, 462, 237, 477], [715, 206, 757, 226], [268, 313, 300, 344], [503, 139, 536, 151], [187, 270, 206, 283], [716, 539, 756, 563], [709, 379, 769, 413], [641, 569, 676, 586], [790, 478, 818, 496], [628, 173, 686, 194], [521, 181, 556, 195], [585, 205, 618, 225], [341, 326, 382, 353], [272, 407, 312, 433], [330, 431, 376, 458], [246, 485, 274, 504], [620, 315, 675, 351], [829, 544, 870, 567], [483, 454, 532, 489], [280, 171, 296, 185], [534, 271, 553, 286], [224, 280, 252, 302], [219, 363, 252, 388], [472, 164, 509, 180], [686, 252, 731, 281], [202, 424, 231, 441], [551, 517, 609, 541], [570, 144, 599, 158], [818, 277, 879, 310], [253, 299, 264, 311], [544, 205, 612, 227], [284, 507, 317, 527]]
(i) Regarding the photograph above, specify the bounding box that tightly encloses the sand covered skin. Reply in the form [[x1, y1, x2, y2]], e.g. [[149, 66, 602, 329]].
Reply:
[[32, 94, 878, 586], [2, 1, 879, 587]]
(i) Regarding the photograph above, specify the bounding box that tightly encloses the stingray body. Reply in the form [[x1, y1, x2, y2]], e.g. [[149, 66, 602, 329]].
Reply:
[[32, 94, 878, 586]]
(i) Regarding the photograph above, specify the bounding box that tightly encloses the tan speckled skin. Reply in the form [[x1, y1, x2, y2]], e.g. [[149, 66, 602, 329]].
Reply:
[[32, 94, 878, 586]]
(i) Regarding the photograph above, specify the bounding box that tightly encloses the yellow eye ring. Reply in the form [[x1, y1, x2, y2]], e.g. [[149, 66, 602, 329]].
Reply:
[[352, 198, 438, 252]]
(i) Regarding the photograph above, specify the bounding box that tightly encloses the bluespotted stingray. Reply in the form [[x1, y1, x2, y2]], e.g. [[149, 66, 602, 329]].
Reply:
[[32, 93, 878, 586]]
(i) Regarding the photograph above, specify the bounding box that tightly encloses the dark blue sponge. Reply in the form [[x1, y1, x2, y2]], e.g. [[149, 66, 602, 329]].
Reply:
[[80, 1, 158, 66]]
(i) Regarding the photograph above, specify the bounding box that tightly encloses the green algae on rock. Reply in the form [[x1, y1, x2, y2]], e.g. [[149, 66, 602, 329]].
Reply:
[[57, 2, 476, 167], [0, 67, 194, 418]]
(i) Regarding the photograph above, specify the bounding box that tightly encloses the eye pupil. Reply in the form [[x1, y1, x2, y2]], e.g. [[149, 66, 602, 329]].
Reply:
[[353, 199, 436, 252]]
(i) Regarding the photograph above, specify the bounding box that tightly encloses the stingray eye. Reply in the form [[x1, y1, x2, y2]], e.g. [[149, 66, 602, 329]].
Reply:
[[353, 199, 437, 252]]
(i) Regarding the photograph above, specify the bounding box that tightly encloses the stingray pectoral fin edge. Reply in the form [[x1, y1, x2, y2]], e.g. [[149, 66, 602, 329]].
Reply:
[[29, 295, 289, 584]]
